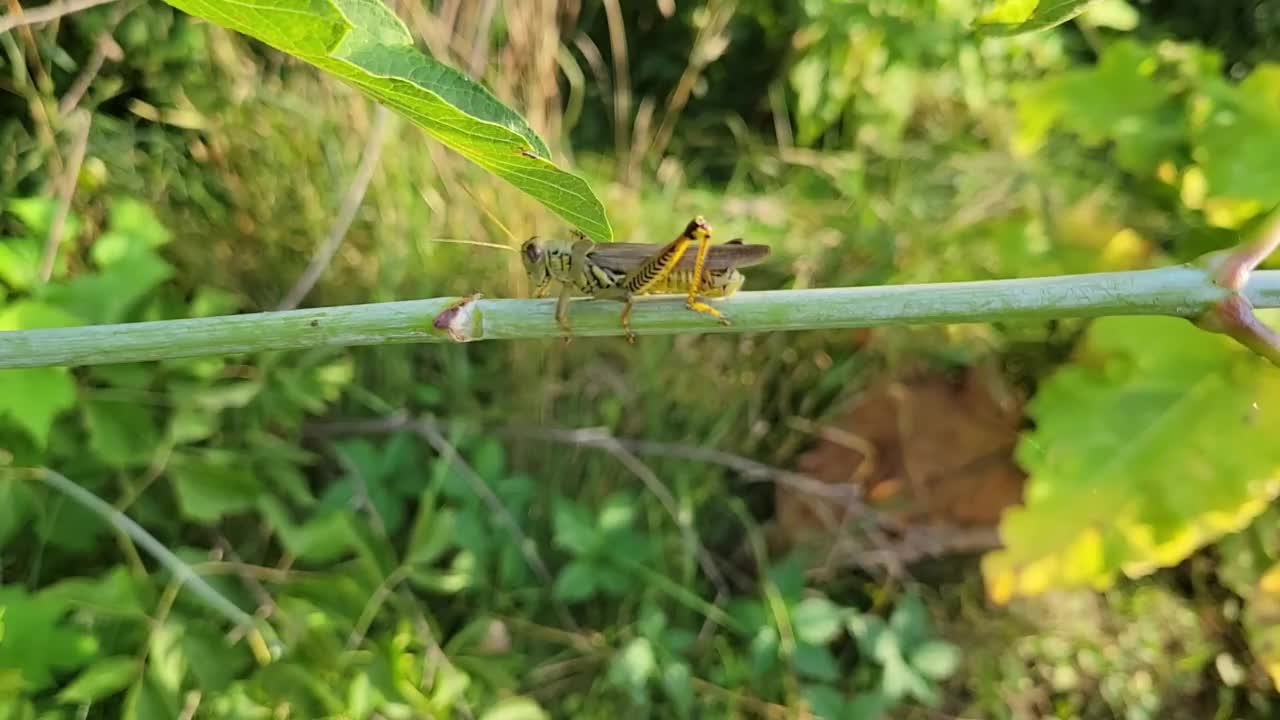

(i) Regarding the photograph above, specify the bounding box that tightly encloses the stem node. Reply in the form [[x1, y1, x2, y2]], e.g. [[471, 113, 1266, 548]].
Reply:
[[1195, 295, 1280, 368], [432, 293, 483, 342]]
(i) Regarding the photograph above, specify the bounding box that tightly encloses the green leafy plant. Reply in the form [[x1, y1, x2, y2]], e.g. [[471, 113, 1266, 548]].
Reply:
[[552, 493, 650, 602], [984, 314, 1280, 602]]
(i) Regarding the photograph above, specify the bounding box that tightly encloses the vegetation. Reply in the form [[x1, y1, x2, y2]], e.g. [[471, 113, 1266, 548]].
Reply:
[[2, 0, 1280, 717]]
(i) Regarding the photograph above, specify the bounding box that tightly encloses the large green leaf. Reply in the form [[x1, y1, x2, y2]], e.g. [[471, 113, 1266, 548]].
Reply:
[[983, 316, 1280, 603], [160, 0, 612, 241]]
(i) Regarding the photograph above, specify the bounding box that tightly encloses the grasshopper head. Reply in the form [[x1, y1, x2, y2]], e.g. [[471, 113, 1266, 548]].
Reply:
[[520, 237, 553, 297]]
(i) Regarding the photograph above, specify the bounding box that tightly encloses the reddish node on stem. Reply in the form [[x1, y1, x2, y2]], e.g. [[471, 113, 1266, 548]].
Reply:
[[432, 293, 483, 342], [1209, 208, 1280, 292], [1196, 295, 1280, 368], [1192, 207, 1280, 367]]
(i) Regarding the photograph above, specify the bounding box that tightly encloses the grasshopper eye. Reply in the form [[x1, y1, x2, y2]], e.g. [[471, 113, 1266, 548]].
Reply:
[[521, 238, 543, 263]]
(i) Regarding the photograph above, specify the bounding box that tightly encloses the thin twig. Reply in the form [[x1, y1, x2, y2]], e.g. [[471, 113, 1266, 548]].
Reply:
[[57, 0, 132, 115], [213, 535, 279, 622], [38, 109, 90, 283], [277, 104, 392, 310], [348, 564, 410, 649], [690, 676, 797, 720], [190, 560, 309, 583], [0, 0, 117, 33]]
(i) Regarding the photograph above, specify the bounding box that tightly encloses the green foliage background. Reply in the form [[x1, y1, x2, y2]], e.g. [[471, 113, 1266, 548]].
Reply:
[[2, 0, 1280, 717]]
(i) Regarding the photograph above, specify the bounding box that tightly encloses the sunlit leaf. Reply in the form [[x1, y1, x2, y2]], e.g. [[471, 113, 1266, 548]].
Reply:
[[1078, 0, 1138, 30], [552, 498, 599, 556], [159, 0, 612, 240], [0, 367, 76, 448], [121, 676, 179, 720], [41, 567, 149, 618], [887, 592, 931, 650], [57, 657, 139, 704], [169, 451, 260, 523], [0, 237, 44, 290], [188, 286, 241, 318], [0, 587, 97, 691], [179, 624, 249, 693], [749, 625, 780, 678], [43, 249, 173, 324], [428, 663, 471, 711], [661, 662, 693, 718], [1192, 64, 1280, 208], [552, 560, 597, 602], [259, 497, 363, 564], [1013, 41, 1179, 174], [407, 505, 455, 566], [792, 596, 847, 645], [608, 637, 656, 701], [597, 492, 636, 532], [0, 299, 82, 331], [880, 654, 932, 703], [983, 316, 1280, 604], [908, 641, 961, 680], [480, 697, 550, 720], [791, 642, 839, 682], [106, 197, 171, 249], [975, 0, 1096, 36], [801, 684, 846, 720], [83, 398, 161, 468]]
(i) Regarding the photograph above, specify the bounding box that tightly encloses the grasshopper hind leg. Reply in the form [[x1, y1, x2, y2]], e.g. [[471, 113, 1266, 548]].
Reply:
[[687, 293, 730, 326], [684, 223, 731, 326]]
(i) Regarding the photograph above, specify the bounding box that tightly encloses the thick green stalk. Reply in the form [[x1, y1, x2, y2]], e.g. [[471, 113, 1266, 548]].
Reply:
[[2, 265, 1279, 369]]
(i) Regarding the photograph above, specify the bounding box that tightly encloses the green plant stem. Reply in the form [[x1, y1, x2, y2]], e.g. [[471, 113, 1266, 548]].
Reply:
[[14, 467, 280, 657], [3, 266, 1280, 369]]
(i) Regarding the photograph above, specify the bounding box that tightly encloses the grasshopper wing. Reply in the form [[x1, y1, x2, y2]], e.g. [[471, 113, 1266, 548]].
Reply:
[[589, 241, 770, 272]]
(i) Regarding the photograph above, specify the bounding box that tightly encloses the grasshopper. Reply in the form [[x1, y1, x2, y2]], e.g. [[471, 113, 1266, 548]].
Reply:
[[520, 216, 770, 342]]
